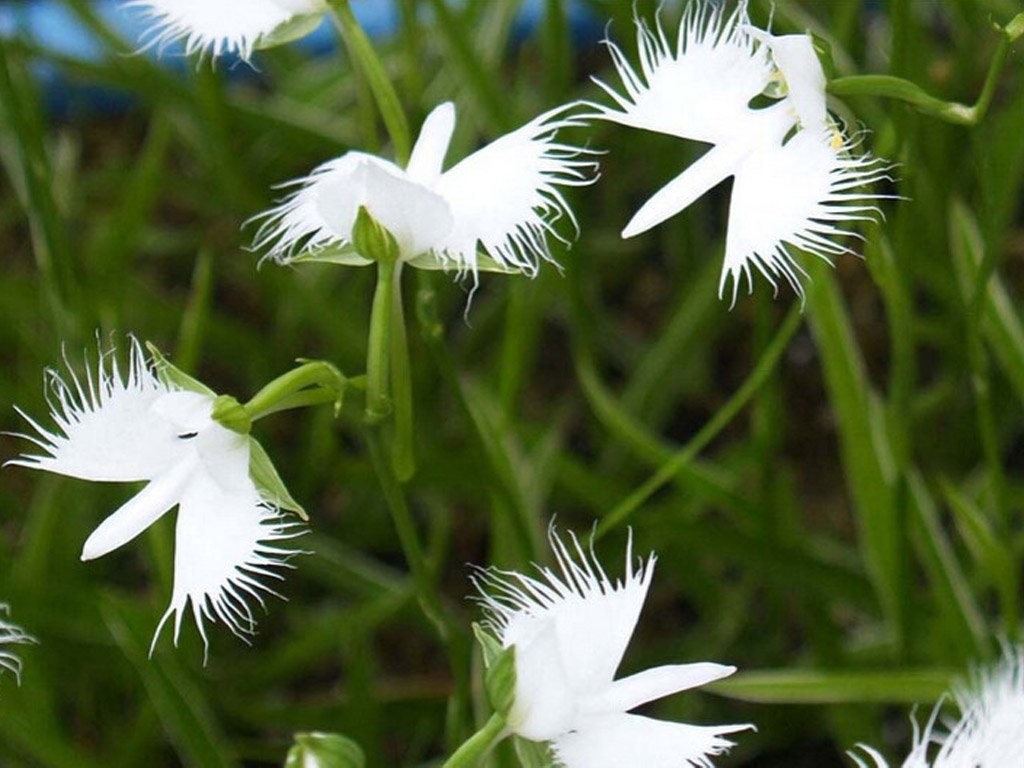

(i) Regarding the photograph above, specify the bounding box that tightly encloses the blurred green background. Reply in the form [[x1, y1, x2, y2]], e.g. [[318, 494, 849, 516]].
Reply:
[[1, 0, 1023, 765]]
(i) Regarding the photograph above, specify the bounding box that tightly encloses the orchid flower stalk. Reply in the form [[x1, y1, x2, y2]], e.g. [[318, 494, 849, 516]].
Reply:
[[7, 339, 319, 657], [590, 1, 890, 304], [253, 99, 595, 478], [451, 528, 752, 768], [850, 645, 1024, 767]]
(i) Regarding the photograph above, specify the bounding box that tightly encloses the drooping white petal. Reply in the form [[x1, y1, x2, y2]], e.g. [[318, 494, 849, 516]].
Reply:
[[750, 30, 828, 130], [406, 102, 457, 185], [552, 713, 751, 768], [124, 0, 325, 60], [81, 455, 198, 562], [0, 605, 36, 686], [152, 453, 302, 655], [432, 104, 596, 277], [9, 340, 190, 483], [621, 141, 749, 238], [720, 126, 890, 304], [581, 663, 737, 716], [590, 3, 773, 144]]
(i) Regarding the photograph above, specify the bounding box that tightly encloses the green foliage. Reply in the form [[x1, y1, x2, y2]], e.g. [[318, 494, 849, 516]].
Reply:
[[0, 1, 1022, 767]]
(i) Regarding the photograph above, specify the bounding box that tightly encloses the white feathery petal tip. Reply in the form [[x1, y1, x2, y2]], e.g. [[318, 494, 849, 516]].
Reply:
[[123, 0, 325, 60], [593, 1, 890, 304], [252, 101, 597, 282], [850, 645, 1024, 767], [472, 527, 750, 761], [9, 340, 304, 657], [0, 605, 37, 686], [8, 337, 187, 483]]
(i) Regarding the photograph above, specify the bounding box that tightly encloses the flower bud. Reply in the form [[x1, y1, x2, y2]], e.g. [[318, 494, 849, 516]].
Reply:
[[285, 733, 365, 768]]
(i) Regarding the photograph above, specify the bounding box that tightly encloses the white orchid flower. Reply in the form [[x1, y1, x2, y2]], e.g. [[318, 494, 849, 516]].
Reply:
[[850, 646, 1024, 767], [591, 1, 889, 304], [124, 0, 326, 60], [8, 340, 302, 656], [473, 529, 752, 767], [0, 605, 36, 686], [253, 101, 596, 283]]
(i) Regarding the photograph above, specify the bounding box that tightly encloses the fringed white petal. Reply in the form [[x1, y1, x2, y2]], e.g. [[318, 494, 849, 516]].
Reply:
[[251, 152, 407, 262], [124, 0, 324, 60], [0, 605, 36, 686], [474, 529, 655, 738], [8, 339, 190, 483], [590, 2, 772, 144], [552, 713, 752, 768], [721, 127, 891, 305], [851, 647, 1024, 768], [152, 448, 303, 657], [432, 103, 597, 278], [581, 663, 737, 716]]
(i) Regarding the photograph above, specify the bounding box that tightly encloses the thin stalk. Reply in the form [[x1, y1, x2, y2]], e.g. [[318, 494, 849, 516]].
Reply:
[[326, 0, 412, 163], [390, 264, 416, 481], [244, 361, 349, 420], [364, 428, 446, 639], [828, 14, 1019, 127], [596, 306, 802, 538], [367, 261, 396, 422], [440, 713, 508, 768]]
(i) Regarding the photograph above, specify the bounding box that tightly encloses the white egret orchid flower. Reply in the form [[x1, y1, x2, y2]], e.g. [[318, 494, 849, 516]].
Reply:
[[591, 1, 889, 304], [850, 646, 1024, 767], [252, 101, 596, 283], [124, 0, 326, 60], [0, 605, 36, 685], [8, 341, 302, 655], [473, 529, 752, 767]]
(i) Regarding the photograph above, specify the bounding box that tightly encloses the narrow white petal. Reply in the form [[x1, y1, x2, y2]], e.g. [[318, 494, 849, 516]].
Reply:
[[406, 102, 457, 185], [153, 462, 303, 655], [432, 103, 597, 278], [81, 456, 198, 562], [474, 530, 655, 715], [124, 0, 325, 60], [591, 3, 773, 144], [721, 126, 890, 304], [9, 339, 191, 483], [552, 713, 752, 768], [621, 142, 748, 238], [582, 663, 737, 716], [507, 618, 578, 740], [750, 31, 828, 130], [0, 605, 37, 686]]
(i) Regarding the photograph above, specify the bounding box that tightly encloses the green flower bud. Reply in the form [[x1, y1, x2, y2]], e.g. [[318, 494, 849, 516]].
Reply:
[[284, 733, 365, 768], [352, 205, 400, 264]]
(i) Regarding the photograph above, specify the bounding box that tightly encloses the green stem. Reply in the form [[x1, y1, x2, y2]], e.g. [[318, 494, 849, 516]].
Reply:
[[244, 361, 349, 420], [828, 15, 1018, 127], [440, 713, 508, 768], [390, 263, 416, 481], [367, 260, 396, 423], [595, 307, 802, 539], [326, 0, 412, 163], [364, 427, 448, 639]]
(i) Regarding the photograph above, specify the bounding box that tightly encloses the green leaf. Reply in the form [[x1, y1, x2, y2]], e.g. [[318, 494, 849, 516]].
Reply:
[[145, 341, 216, 396], [250, 438, 308, 520], [287, 242, 375, 267], [256, 12, 324, 50], [710, 668, 957, 704], [102, 596, 235, 768], [472, 623, 503, 667], [284, 733, 365, 768]]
